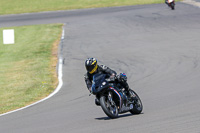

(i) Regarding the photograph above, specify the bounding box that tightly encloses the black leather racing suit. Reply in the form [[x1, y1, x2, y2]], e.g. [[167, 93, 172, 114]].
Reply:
[[84, 65, 129, 93]]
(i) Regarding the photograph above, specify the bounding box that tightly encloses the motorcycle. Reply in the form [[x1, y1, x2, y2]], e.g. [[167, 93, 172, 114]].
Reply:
[[165, 0, 175, 10], [91, 73, 143, 119]]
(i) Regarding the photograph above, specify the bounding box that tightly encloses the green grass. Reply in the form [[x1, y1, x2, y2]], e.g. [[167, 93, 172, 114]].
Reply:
[[0, 24, 63, 114], [0, 0, 180, 15]]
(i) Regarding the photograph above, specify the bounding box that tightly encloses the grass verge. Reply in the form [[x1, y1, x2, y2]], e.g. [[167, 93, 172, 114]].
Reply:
[[0, 0, 181, 15], [0, 24, 63, 114]]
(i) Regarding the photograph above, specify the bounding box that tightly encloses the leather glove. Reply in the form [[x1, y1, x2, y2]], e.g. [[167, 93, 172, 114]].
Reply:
[[119, 73, 127, 82], [109, 74, 116, 81]]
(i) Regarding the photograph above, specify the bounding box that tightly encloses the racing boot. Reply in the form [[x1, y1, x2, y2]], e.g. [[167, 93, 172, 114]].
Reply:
[[122, 82, 134, 99], [128, 89, 134, 98], [95, 98, 100, 106], [126, 88, 137, 100]]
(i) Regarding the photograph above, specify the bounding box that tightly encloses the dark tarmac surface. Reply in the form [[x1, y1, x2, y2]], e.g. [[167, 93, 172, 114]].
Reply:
[[0, 2, 200, 133]]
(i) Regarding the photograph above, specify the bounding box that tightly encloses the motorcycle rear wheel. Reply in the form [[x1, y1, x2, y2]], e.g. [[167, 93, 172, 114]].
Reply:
[[100, 94, 118, 119], [129, 90, 143, 114]]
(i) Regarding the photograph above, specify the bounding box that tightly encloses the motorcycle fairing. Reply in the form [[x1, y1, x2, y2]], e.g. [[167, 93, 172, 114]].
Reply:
[[108, 87, 123, 111], [92, 74, 107, 94]]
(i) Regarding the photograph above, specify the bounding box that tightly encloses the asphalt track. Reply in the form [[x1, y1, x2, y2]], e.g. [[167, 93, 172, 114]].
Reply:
[[0, 2, 200, 133]]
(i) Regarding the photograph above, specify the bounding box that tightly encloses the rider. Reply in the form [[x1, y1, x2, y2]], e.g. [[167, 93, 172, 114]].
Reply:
[[84, 58, 133, 105], [165, 0, 175, 6]]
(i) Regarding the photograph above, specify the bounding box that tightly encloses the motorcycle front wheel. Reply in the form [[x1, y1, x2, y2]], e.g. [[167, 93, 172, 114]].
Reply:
[[170, 2, 175, 10], [100, 93, 118, 119]]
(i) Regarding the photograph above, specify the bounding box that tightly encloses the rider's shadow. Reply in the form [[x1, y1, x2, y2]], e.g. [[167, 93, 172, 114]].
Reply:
[[95, 113, 143, 120]]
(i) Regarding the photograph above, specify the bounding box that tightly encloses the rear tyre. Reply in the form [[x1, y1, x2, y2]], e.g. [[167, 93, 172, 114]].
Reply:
[[129, 90, 143, 114], [100, 94, 118, 119]]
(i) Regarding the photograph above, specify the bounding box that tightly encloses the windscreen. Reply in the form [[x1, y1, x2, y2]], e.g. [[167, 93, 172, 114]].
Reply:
[[91, 74, 106, 94]]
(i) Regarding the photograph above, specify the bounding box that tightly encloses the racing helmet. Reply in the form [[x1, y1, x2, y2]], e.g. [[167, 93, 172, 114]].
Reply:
[[85, 58, 98, 74]]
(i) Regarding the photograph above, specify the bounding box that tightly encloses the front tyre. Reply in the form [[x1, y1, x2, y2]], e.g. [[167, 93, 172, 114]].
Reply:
[[100, 94, 118, 119], [171, 2, 175, 10], [129, 90, 143, 114]]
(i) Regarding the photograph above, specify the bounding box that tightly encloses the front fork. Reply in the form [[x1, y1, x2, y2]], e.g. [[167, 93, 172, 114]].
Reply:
[[108, 92, 115, 106]]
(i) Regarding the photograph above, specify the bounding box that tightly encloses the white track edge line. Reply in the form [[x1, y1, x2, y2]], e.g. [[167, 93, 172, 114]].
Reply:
[[0, 28, 64, 117]]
